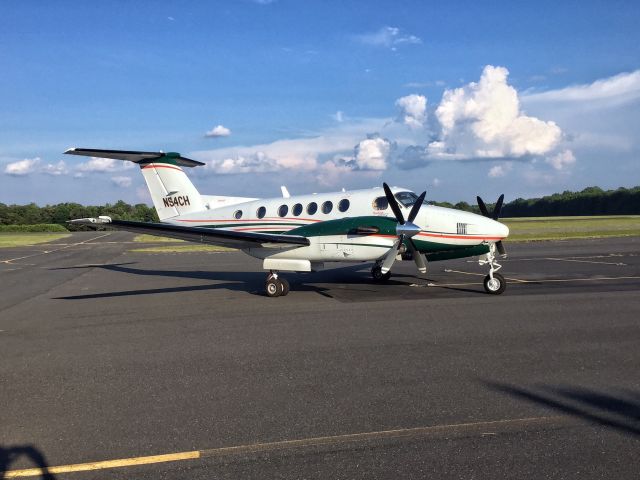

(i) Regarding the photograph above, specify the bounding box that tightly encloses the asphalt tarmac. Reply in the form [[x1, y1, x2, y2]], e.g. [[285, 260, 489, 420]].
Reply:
[[1, 233, 639, 479]]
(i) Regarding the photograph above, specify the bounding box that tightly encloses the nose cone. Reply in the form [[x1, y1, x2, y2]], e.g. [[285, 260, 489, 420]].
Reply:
[[480, 217, 509, 240], [495, 220, 509, 239]]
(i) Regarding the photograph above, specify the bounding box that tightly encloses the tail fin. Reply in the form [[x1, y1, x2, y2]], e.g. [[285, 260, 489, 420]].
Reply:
[[65, 148, 206, 220]]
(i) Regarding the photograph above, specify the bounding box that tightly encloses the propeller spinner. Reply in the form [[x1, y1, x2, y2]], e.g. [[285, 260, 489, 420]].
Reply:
[[476, 194, 507, 256], [379, 183, 428, 275]]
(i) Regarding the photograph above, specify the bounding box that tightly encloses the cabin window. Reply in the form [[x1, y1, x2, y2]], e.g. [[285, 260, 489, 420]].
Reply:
[[307, 202, 318, 215], [278, 204, 289, 217], [256, 206, 266, 219], [373, 196, 388, 210], [338, 199, 350, 212], [322, 201, 333, 214], [292, 203, 303, 216], [234, 210, 243, 219]]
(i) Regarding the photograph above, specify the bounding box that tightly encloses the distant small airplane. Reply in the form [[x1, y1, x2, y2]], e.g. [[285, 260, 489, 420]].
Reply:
[[66, 148, 509, 297]]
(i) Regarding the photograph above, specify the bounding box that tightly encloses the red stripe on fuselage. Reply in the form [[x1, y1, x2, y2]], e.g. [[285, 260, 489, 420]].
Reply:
[[416, 232, 504, 241], [176, 217, 322, 223]]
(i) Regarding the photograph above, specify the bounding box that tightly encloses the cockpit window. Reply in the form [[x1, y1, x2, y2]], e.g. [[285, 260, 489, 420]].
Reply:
[[394, 191, 428, 207]]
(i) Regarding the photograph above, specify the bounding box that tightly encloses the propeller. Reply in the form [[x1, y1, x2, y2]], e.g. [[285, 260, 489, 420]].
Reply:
[[379, 183, 427, 274], [476, 194, 507, 256]]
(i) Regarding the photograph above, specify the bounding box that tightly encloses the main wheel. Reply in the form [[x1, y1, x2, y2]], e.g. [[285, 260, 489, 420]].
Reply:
[[280, 278, 290, 296], [483, 272, 506, 295], [371, 265, 392, 282], [265, 278, 282, 297]]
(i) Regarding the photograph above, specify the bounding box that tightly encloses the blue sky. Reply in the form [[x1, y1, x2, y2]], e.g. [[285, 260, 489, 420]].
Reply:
[[1, 0, 639, 206]]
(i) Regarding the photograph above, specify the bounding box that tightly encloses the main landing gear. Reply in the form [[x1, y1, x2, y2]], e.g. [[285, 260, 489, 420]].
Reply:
[[478, 243, 506, 295], [265, 271, 290, 297], [371, 262, 391, 282]]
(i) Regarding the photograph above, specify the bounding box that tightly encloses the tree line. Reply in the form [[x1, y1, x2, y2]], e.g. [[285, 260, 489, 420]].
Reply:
[[432, 186, 640, 217], [0, 200, 158, 230], [0, 186, 638, 228]]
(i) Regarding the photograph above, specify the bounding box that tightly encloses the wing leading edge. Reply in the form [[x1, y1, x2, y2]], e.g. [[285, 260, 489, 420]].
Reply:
[[69, 217, 310, 249]]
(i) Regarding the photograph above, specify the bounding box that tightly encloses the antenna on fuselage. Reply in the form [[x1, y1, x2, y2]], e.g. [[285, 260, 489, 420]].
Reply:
[[281, 186, 291, 198]]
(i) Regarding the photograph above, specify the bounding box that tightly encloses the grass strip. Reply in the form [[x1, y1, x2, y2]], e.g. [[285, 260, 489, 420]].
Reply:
[[132, 234, 184, 243], [0, 224, 68, 232], [503, 215, 640, 241], [0, 233, 71, 248]]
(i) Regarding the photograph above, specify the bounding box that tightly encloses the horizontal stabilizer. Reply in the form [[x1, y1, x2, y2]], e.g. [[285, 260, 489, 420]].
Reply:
[[64, 148, 205, 167]]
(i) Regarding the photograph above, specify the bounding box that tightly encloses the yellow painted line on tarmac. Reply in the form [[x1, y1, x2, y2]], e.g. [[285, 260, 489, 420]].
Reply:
[[5, 416, 567, 478], [4, 451, 200, 478]]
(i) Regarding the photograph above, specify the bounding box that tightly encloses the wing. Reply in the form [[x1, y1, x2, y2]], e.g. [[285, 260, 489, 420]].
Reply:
[[69, 217, 309, 249]]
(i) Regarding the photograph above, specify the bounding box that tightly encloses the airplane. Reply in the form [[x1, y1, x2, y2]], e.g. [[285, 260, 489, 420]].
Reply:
[[65, 148, 510, 297]]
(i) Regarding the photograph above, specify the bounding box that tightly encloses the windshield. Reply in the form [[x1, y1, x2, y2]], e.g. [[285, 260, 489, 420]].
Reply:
[[394, 191, 428, 207]]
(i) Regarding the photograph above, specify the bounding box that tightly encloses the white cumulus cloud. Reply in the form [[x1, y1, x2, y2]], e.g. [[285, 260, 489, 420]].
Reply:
[[4, 157, 41, 176], [111, 176, 133, 188], [331, 134, 393, 171], [488, 162, 513, 178], [433, 65, 563, 159], [205, 151, 280, 174], [355, 26, 422, 49], [352, 136, 391, 170], [205, 125, 232, 138], [42, 160, 68, 176], [395, 94, 427, 129], [77, 157, 133, 173], [545, 149, 576, 170], [193, 117, 388, 176]]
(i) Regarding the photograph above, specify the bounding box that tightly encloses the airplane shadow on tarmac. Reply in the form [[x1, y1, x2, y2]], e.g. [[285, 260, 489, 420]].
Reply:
[[485, 381, 640, 438], [51, 262, 446, 300], [0, 445, 56, 479]]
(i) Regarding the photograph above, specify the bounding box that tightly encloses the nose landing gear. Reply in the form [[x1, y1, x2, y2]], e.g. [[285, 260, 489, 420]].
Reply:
[[265, 271, 290, 297], [478, 243, 507, 295]]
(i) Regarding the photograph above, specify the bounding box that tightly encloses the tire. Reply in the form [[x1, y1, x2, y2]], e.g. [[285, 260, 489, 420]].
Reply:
[[371, 265, 391, 282], [483, 273, 506, 295], [265, 278, 282, 297], [280, 278, 290, 296]]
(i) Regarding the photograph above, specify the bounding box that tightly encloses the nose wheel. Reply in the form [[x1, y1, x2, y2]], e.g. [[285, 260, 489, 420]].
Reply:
[[483, 272, 506, 294], [265, 271, 290, 297], [479, 243, 507, 295]]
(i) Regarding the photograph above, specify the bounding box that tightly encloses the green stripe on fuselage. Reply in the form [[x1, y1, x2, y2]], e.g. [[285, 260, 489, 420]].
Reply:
[[286, 216, 398, 237]]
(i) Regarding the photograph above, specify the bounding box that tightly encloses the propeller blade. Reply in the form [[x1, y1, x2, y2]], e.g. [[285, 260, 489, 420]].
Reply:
[[407, 191, 426, 224], [477, 196, 490, 217], [492, 194, 504, 220], [383, 182, 405, 225], [380, 239, 400, 274], [407, 239, 427, 274], [496, 240, 506, 256]]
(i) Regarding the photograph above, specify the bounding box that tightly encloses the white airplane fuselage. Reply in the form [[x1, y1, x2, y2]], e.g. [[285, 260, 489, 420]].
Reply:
[[166, 186, 508, 254]]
